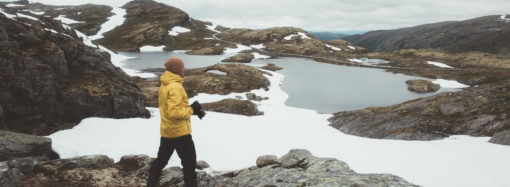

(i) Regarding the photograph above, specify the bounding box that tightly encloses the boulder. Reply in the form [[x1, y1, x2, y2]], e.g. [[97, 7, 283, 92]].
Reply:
[[115, 154, 153, 172], [221, 53, 254, 63], [0, 130, 59, 161], [202, 99, 263, 116], [7, 156, 49, 174], [36, 155, 114, 172], [405, 79, 440, 93], [246, 93, 268, 101], [256, 155, 278, 168], [490, 130, 510, 146], [196, 160, 210, 170], [278, 149, 313, 168]]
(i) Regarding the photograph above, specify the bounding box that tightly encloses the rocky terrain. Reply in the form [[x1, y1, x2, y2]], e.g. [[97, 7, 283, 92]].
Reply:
[[202, 99, 263, 116], [0, 7, 149, 135], [1, 146, 418, 187], [344, 15, 510, 55], [94, 0, 232, 52], [329, 78, 510, 145]]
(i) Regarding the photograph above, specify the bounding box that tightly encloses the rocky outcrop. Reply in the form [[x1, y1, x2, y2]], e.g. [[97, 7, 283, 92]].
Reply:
[[0, 11, 149, 135], [344, 15, 510, 55], [185, 46, 224, 55], [95, 0, 217, 52], [202, 99, 263, 116], [329, 79, 510, 142], [0, 131, 59, 161], [221, 53, 254, 63], [261, 63, 283, 71], [405, 79, 440, 93], [8, 150, 418, 186], [184, 64, 270, 98]]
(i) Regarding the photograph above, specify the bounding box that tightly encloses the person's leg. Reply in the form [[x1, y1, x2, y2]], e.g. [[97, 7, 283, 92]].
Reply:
[[175, 135, 197, 187], [147, 137, 175, 187]]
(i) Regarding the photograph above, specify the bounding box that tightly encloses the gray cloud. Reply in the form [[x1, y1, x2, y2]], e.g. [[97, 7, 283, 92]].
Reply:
[[31, 0, 510, 32]]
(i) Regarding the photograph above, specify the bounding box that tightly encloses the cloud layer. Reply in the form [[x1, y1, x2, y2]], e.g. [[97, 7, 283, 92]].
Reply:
[[30, 0, 510, 31]]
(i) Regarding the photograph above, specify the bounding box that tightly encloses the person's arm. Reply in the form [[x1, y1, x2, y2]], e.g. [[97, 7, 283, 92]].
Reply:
[[166, 84, 193, 119]]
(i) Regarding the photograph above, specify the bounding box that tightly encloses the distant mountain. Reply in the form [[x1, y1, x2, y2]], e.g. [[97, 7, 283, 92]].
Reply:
[[343, 15, 510, 54], [309, 32, 349, 40]]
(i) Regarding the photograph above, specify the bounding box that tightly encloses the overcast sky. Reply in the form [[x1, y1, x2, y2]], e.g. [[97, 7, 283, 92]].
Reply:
[[29, 0, 510, 32]]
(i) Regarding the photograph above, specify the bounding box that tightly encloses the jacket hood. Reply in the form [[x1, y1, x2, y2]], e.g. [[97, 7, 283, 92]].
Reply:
[[160, 71, 183, 85]]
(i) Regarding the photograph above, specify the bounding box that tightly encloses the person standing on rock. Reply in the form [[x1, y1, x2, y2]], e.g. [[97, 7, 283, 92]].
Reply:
[[147, 57, 205, 187]]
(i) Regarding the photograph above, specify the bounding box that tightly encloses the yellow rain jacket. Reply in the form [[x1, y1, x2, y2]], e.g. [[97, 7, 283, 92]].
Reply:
[[159, 71, 194, 139]]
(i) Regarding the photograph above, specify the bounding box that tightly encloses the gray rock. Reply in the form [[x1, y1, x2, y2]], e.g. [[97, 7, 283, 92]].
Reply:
[[466, 115, 496, 130], [256, 155, 278, 168], [196, 160, 210, 170], [116, 154, 153, 172], [490, 130, 510, 146], [0, 130, 59, 161], [7, 156, 49, 174], [37, 155, 114, 171], [278, 149, 313, 168], [230, 149, 418, 187], [221, 53, 254, 63], [0, 161, 21, 187], [439, 103, 466, 115], [246, 93, 268, 101]]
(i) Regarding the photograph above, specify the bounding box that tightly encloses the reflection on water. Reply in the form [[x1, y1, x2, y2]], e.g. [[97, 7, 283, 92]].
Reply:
[[120, 52, 457, 114]]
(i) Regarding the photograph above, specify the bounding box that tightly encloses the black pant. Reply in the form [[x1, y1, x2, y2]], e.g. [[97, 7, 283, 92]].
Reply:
[[147, 135, 197, 187]]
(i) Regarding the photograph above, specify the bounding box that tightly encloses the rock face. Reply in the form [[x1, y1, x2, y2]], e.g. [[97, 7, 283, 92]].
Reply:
[[221, 53, 254, 63], [202, 99, 263, 116], [0, 130, 59, 161], [329, 79, 510, 142], [0, 11, 149, 135], [344, 15, 510, 55], [405, 79, 440, 93]]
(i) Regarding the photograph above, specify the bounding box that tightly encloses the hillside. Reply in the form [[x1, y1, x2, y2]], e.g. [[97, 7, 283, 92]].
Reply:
[[344, 15, 510, 54]]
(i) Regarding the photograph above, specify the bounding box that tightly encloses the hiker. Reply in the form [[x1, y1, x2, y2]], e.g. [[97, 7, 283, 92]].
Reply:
[[147, 57, 206, 187]]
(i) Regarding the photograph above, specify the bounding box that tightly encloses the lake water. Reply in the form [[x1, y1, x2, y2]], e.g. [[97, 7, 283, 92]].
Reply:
[[120, 51, 457, 114]]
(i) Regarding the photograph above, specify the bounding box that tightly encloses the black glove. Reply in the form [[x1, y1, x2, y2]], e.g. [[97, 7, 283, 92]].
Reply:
[[197, 110, 206, 120], [190, 101, 201, 115]]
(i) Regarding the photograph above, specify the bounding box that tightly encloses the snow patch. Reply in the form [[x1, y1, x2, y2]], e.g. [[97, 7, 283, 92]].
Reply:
[[54, 15, 84, 24], [5, 3, 24, 7], [250, 43, 265, 49], [284, 32, 311, 40], [253, 52, 270, 59], [432, 79, 469, 88], [169, 26, 190, 36], [348, 58, 389, 66], [206, 70, 227, 75], [500, 14, 510, 22], [139, 45, 165, 52], [224, 44, 251, 54], [0, 9, 17, 19], [206, 23, 221, 33], [25, 10, 45, 15], [204, 37, 214, 40], [297, 32, 311, 39], [16, 13, 39, 21], [284, 34, 297, 40], [173, 50, 190, 53], [427, 61, 453, 68], [325, 44, 341, 51], [348, 45, 356, 50], [89, 7, 126, 40]]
